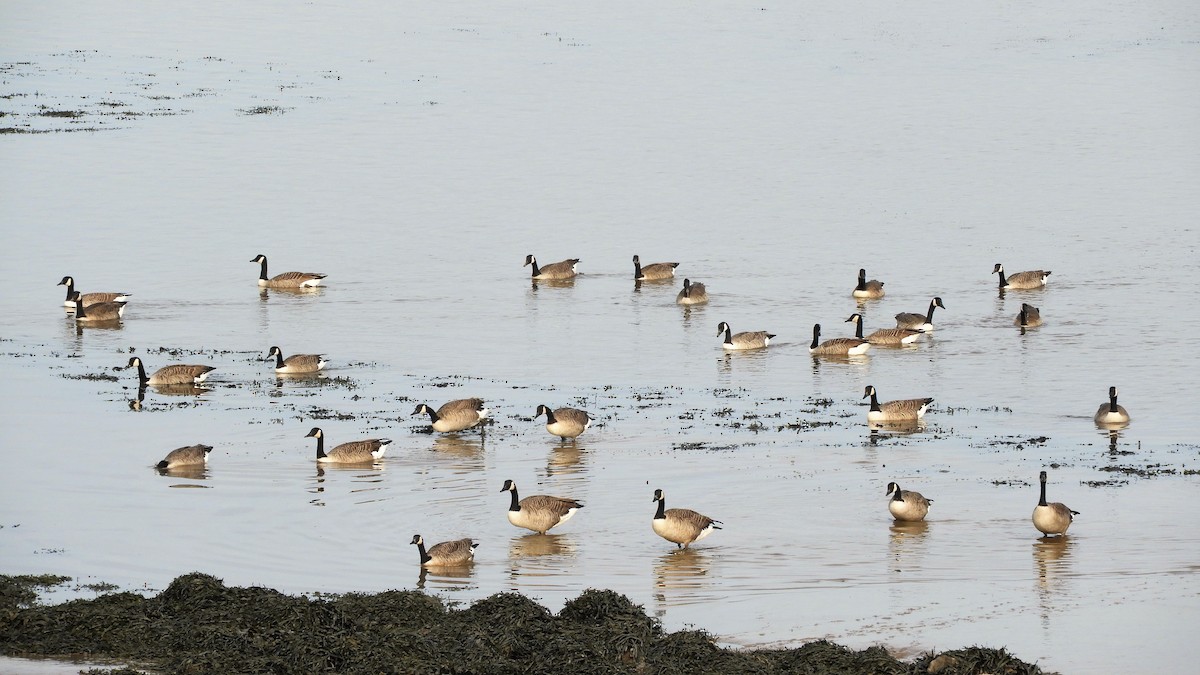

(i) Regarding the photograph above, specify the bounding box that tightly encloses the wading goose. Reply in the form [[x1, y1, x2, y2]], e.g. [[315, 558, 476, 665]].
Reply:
[[676, 279, 708, 305], [863, 385, 933, 423], [500, 479, 583, 534], [885, 482, 932, 522], [852, 268, 885, 299], [846, 313, 922, 346], [250, 254, 326, 288], [809, 323, 870, 356], [126, 357, 215, 386], [895, 297, 945, 331], [1014, 303, 1042, 328], [304, 427, 391, 463], [265, 346, 327, 374], [535, 404, 591, 440], [633, 254, 679, 281], [1033, 470, 1078, 537], [70, 292, 126, 322], [524, 254, 579, 280], [156, 444, 213, 470], [717, 321, 774, 350], [651, 488, 721, 549], [410, 534, 477, 567], [58, 276, 130, 309], [1094, 386, 1130, 425], [413, 398, 489, 433], [993, 263, 1050, 290]]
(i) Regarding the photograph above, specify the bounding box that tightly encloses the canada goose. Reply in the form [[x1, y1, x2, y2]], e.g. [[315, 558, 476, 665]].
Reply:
[[852, 268, 885, 299], [410, 534, 477, 567], [156, 444, 213, 470], [524, 254, 579, 280], [846, 313, 922, 346], [303, 427, 391, 463], [1015, 303, 1042, 327], [809, 323, 870, 356], [250, 254, 326, 288], [895, 297, 945, 331], [500, 479, 583, 534], [265, 346, 327, 374], [413, 398, 489, 433], [993, 263, 1050, 290], [863, 385, 933, 423], [652, 488, 721, 549], [885, 482, 932, 522], [717, 321, 774, 350], [70, 292, 126, 322], [126, 357, 215, 386], [58, 276, 130, 308], [1033, 470, 1078, 537], [676, 279, 708, 306], [1094, 386, 1130, 425], [633, 254, 679, 281], [535, 404, 591, 440]]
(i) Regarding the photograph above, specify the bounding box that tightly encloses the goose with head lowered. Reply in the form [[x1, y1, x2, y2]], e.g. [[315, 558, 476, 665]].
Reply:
[[993, 263, 1050, 290], [1014, 303, 1042, 328], [895, 297, 945, 331], [717, 321, 774, 350], [58, 276, 130, 309], [846, 313, 922, 346], [304, 427, 391, 463], [535, 404, 591, 441], [413, 398, 489, 433], [156, 444, 213, 470], [409, 534, 477, 567], [809, 323, 869, 356], [500, 479, 583, 534], [126, 356, 215, 387], [524, 254, 579, 280], [651, 488, 721, 549], [250, 254, 325, 288], [1033, 470, 1078, 537]]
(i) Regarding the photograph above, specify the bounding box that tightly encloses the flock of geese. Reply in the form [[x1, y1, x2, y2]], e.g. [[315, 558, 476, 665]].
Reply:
[[58, 253, 1131, 569]]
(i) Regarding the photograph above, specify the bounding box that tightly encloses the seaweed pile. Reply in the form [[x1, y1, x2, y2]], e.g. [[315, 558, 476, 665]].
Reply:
[[0, 573, 1047, 674]]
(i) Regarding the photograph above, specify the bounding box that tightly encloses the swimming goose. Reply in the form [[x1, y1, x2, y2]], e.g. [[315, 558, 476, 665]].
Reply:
[[413, 398, 489, 433], [250, 254, 326, 288], [895, 297, 945, 331], [852, 268, 885, 299], [993, 263, 1050, 290], [885, 482, 932, 522], [58, 276, 130, 309], [717, 321, 774, 350], [846, 313, 922, 345], [70, 292, 126, 322], [265, 346, 327, 374], [676, 278, 708, 305], [1033, 470, 1078, 537], [652, 488, 721, 549], [524, 254, 579, 280], [633, 254, 679, 281], [863, 385, 933, 422], [156, 444, 213, 470], [535, 404, 591, 440], [410, 534, 477, 567], [1094, 386, 1130, 425], [304, 427, 392, 463], [500, 479, 583, 534], [126, 357, 215, 387], [1014, 303, 1042, 328], [809, 323, 870, 356]]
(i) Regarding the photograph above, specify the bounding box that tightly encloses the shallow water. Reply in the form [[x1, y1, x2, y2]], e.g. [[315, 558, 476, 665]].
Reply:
[[2, 2, 1199, 673]]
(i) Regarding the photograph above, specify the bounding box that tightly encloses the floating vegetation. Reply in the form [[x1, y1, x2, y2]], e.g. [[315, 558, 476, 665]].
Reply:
[[0, 573, 1048, 674], [238, 105, 290, 115], [61, 372, 119, 381]]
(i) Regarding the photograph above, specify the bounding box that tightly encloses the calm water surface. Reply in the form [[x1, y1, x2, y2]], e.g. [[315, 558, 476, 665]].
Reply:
[[2, 2, 1199, 673]]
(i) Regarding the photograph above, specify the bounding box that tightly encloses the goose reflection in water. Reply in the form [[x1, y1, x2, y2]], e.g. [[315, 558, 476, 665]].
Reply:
[[546, 445, 586, 476], [508, 533, 576, 559], [1034, 535, 1074, 628], [654, 548, 712, 591], [416, 565, 476, 591]]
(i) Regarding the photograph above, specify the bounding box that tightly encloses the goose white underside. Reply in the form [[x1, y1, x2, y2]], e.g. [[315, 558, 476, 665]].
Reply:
[[723, 340, 769, 350], [1095, 411, 1130, 425], [277, 360, 328, 374], [888, 500, 928, 521], [1032, 505, 1071, 535]]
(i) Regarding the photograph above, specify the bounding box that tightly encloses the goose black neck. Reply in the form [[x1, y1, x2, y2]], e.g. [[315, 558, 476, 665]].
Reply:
[[654, 497, 666, 519], [996, 269, 1007, 288], [258, 258, 269, 281], [272, 351, 285, 368], [721, 326, 732, 344], [135, 361, 149, 385], [63, 281, 74, 301], [810, 325, 821, 349], [868, 391, 882, 412], [852, 318, 864, 340], [508, 488, 521, 512], [633, 259, 643, 279], [415, 541, 430, 564], [528, 260, 541, 277], [856, 271, 867, 291], [1038, 478, 1048, 507], [1018, 307, 1028, 326], [926, 301, 938, 322], [1109, 393, 1119, 413], [314, 436, 326, 459], [682, 281, 692, 297], [73, 297, 87, 318], [422, 406, 440, 423], [890, 487, 903, 503], [543, 408, 558, 424]]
